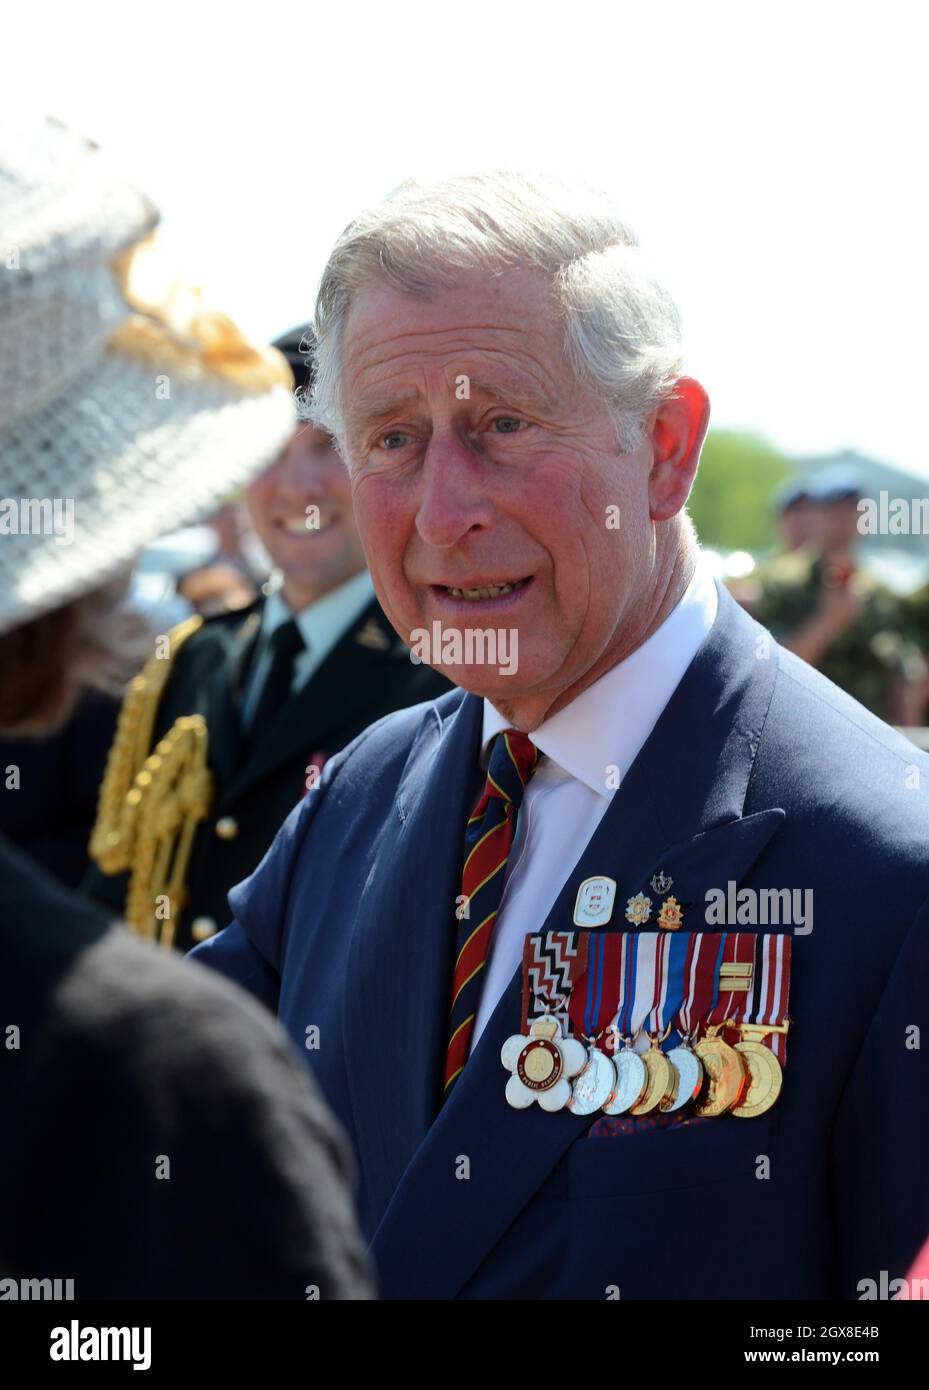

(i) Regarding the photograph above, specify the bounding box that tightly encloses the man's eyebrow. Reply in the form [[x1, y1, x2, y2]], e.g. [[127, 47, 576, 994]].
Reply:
[[344, 394, 422, 432], [345, 377, 557, 432], [469, 377, 557, 411]]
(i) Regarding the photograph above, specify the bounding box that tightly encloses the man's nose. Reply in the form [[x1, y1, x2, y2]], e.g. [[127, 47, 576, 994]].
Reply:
[[414, 432, 494, 548]]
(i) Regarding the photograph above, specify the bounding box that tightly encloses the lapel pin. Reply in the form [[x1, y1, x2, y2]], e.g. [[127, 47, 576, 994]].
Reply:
[[573, 876, 617, 928], [656, 895, 683, 931], [624, 892, 653, 926], [650, 870, 673, 894]]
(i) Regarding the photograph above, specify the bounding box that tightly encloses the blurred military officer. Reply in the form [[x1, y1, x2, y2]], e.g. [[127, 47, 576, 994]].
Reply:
[[726, 479, 815, 611], [899, 557, 929, 724], [773, 479, 816, 553], [752, 467, 923, 721], [85, 327, 452, 951]]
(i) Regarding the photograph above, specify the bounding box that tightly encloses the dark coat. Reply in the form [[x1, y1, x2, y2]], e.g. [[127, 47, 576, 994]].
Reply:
[[0, 688, 119, 888], [85, 594, 452, 950], [0, 835, 373, 1299], [192, 584, 929, 1299]]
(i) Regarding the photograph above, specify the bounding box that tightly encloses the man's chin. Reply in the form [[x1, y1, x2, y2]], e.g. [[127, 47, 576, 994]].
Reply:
[[406, 615, 530, 686], [428, 663, 535, 700]]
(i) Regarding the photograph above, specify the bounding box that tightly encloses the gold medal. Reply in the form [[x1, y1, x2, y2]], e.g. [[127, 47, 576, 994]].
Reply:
[[731, 1023, 787, 1118], [693, 1023, 749, 1116], [629, 1032, 678, 1115]]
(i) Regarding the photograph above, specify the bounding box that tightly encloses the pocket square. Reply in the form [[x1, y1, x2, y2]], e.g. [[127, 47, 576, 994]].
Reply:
[[586, 1111, 713, 1138]]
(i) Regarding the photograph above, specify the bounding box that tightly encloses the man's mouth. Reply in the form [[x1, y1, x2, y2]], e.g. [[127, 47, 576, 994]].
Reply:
[[435, 576, 532, 601]]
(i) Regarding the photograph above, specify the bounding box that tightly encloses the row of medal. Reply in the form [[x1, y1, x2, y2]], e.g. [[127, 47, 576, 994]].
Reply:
[[501, 929, 792, 1120]]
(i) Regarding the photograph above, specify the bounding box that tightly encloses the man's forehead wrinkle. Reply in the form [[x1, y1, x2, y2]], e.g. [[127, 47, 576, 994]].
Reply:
[[346, 333, 563, 412], [346, 321, 536, 377], [348, 365, 562, 424]]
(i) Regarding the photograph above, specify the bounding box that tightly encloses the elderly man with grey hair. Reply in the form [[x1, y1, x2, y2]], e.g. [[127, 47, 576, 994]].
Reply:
[[194, 171, 929, 1301]]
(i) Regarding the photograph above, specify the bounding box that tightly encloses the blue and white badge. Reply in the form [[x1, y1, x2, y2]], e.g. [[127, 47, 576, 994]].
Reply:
[[573, 875, 617, 928]]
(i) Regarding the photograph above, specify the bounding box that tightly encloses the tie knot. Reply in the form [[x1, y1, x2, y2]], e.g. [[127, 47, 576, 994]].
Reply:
[[486, 728, 539, 806], [269, 617, 304, 660]]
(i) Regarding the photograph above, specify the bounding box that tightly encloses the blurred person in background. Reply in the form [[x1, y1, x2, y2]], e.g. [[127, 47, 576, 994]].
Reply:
[[0, 622, 131, 888], [0, 117, 372, 1299], [202, 497, 269, 586], [84, 323, 452, 951], [0, 375, 152, 886], [176, 555, 259, 615], [726, 479, 816, 610], [174, 498, 270, 616], [750, 467, 924, 721], [774, 480, 815, 553], [900, 540, 929, 725]]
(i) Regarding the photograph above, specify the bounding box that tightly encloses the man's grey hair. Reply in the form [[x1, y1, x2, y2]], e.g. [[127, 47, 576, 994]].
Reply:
[[306, 170, 685, 459]]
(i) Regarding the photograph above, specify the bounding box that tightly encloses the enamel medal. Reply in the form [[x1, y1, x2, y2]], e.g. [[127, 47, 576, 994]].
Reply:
[[501, 1015, 587, 1112]]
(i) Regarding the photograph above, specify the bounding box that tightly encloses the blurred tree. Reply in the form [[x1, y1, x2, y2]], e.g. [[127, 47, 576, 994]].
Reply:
[[687, 431, 794, 552]]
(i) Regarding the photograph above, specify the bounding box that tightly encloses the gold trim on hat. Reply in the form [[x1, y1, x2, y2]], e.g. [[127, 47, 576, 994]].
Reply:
[[108, 233, 293, 394]]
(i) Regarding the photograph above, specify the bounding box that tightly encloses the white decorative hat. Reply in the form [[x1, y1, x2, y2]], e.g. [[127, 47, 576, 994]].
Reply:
[[0, 116, 297, 636]]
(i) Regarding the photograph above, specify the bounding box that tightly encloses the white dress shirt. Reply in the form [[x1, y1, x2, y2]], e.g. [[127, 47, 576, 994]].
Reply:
[[240, 569, 376, 727], [470, 559, 719, 1049]]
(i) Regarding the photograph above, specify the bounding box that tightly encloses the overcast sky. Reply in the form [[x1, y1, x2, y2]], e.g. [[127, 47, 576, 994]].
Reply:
[[7, 0, 928, 475]]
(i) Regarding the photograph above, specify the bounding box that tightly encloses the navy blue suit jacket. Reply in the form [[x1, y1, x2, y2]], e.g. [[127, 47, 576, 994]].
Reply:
[[192, 584, 929, 1299]]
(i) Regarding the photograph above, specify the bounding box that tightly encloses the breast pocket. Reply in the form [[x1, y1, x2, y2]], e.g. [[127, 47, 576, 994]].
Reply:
[[563, 1110, 777, 1198]]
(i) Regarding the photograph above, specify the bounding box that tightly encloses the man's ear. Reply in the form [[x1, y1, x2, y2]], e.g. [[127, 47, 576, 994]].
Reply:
[[646, 377, 711, 522]]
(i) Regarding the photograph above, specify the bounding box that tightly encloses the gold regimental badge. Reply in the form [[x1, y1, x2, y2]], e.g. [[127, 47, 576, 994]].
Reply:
[[656, 895, 683, 930]]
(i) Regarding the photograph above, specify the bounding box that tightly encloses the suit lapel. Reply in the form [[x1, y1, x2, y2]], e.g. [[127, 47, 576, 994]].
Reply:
[[370, 585, 788, 1297], [341, 691, 483, 1227]]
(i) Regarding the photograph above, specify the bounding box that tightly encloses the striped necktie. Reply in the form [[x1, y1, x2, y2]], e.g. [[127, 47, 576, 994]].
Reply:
[[443, 728, 540, 1098]]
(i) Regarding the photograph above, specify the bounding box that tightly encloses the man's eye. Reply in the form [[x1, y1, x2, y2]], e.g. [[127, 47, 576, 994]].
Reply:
[[380, 431, 411, 450], [491, 416, 524, 434]]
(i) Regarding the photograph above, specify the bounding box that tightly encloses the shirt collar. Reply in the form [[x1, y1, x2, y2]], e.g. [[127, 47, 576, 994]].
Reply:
[[481, 555, 719, 797], [261, 569, 376, 662]]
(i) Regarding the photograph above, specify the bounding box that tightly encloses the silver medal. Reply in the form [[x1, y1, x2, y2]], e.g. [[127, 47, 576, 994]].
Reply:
[[567, 1045, 616, 1115], [603, 1045, 648, 1114], [661, 1045, 704, 1113]]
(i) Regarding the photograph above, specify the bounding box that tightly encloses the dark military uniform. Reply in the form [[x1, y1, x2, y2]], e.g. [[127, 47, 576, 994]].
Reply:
[[903, 581, 929, 653], [752, 547, 921, 720], [900, 582, 929, 722], [85, 593, 452, 950]]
